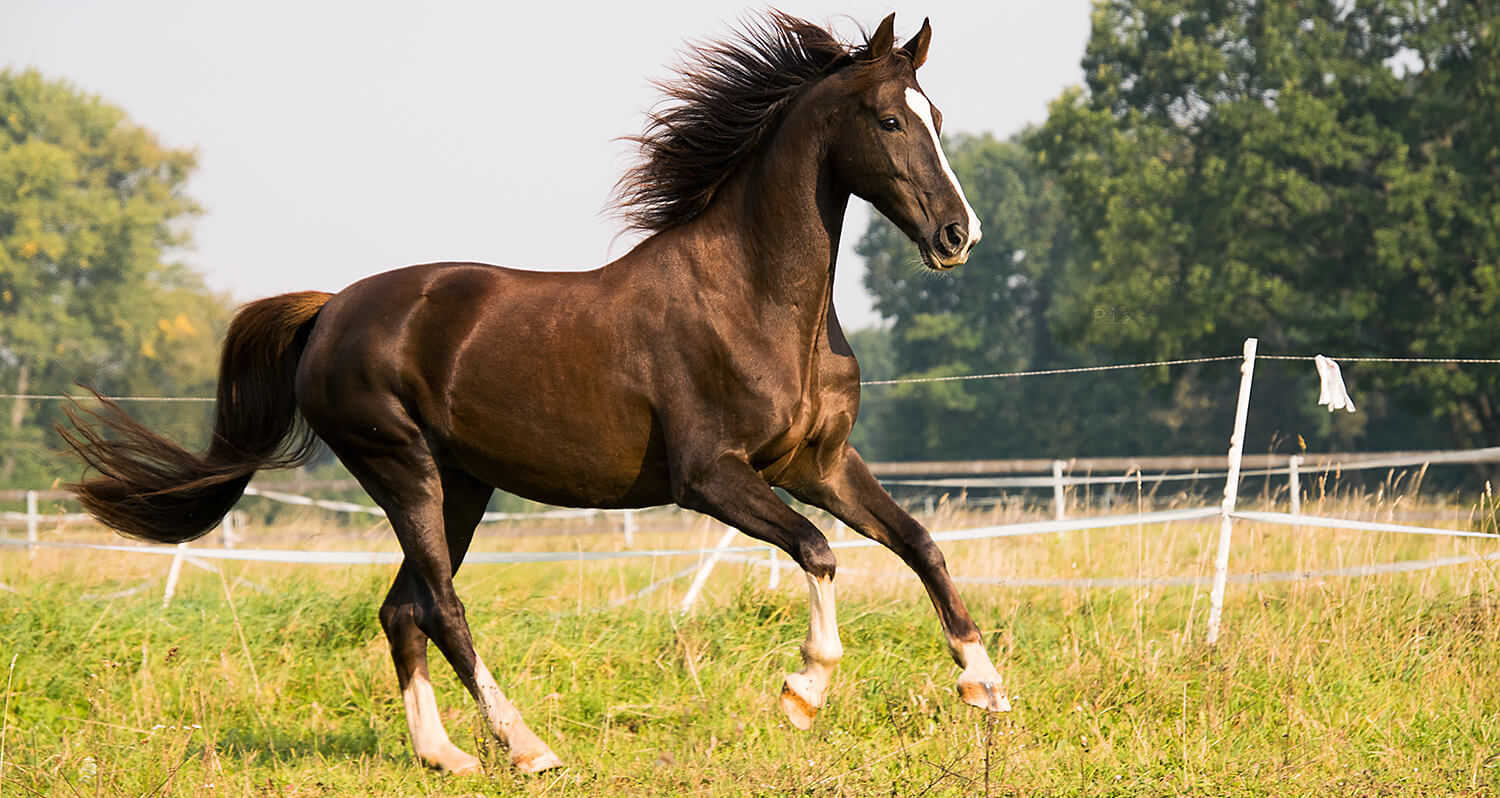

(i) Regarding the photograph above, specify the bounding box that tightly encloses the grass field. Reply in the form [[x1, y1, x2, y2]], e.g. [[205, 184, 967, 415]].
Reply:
[[4, 488, 1500, 796]]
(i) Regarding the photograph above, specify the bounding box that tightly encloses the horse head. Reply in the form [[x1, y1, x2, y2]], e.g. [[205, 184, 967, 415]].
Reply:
[[827, 14, 981, 270]]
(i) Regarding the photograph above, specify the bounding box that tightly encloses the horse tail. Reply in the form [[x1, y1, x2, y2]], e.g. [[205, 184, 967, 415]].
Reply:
[[61, 291, 334, 544]]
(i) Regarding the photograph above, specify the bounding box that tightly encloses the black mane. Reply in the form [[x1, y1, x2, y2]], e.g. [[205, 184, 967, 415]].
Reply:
[[614, 12, 877, 234]]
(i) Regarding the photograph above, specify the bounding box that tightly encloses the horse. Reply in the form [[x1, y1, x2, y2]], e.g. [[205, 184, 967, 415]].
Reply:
[[62, 12, 1008, 775]]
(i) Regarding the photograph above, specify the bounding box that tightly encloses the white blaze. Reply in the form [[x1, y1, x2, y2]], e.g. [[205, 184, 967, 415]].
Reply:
[[904, 87, 982, 248]]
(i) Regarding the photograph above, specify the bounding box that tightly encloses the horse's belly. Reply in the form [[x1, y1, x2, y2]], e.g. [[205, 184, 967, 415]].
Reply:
[[440, 402, 672, 509]]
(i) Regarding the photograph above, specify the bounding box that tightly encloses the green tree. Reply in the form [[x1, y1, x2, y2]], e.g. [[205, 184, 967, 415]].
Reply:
[[858, 133, 1158, 461], [1377, 1, 1500, 450], [1031, 0, 1493, 454], [0, 70, 229, 487], [857, 132, 1247, 462]]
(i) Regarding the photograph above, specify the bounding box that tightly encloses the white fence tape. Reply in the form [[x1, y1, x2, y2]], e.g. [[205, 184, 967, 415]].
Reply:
[[720, 550, 1500, 589], [12, 345, 1500, 633], [0, 506, 1220, 565], [0, 511, 93, 524], [242, 486, 626, 523], [882, 445, 1500, 491], [5, 505, 1490, 567], [1231, 510, 1500, 539]]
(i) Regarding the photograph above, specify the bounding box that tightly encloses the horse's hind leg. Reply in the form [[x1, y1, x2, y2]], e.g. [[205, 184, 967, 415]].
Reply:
[[365, 458, 560, 773], [381, 563, 479, 773], [432, 468, 561, 773]]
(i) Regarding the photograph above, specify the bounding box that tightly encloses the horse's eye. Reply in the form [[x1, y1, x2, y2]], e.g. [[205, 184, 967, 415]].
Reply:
[[879, 116, 902, 132]]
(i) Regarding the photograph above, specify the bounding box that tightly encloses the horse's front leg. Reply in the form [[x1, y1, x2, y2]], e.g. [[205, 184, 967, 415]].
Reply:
[[788, 444, 1011, 713], [673, 454, 843, 729]]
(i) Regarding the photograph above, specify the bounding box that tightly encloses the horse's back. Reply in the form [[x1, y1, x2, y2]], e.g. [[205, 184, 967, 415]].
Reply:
[[295, 262, 673, 507]]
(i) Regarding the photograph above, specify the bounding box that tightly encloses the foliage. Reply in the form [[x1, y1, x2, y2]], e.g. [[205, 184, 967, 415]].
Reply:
[[857, 134, 1280, 462], [0, 70, 231, 487], [1032, 0, 1500, 451]]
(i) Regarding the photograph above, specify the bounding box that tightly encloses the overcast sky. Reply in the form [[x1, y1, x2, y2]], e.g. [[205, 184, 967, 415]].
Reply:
[[3, 1, 1092, 330]]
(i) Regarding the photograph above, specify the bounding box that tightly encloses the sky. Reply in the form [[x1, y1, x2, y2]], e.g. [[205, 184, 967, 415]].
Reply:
[[3, 1, 1093, 330]]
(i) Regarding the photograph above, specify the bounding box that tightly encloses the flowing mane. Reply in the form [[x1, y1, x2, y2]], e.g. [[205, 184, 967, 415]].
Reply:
[[614, 12, 879, 234]]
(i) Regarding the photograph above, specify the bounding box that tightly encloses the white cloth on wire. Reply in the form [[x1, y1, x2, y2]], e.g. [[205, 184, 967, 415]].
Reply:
[[1314, 355, 1355, 413]]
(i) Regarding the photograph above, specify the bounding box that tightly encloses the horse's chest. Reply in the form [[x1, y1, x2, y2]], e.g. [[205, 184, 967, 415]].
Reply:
[[748, 360, 855, 470]]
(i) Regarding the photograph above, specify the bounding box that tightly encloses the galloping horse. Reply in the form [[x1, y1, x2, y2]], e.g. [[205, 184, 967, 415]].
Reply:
[[63, 12, 1008, 774]]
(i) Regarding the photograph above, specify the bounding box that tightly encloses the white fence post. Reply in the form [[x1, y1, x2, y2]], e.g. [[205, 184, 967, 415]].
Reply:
[[25, 490, 38, 558], [680, 525, 739, 613], [1205, 337, 1258, 646], [1052, 460, 1067, 521], [221, 511, 238, 549], [1288, 454, 1302, 527], [767, 548, 781, 589], [622, 510, 637, 548], [162, 542, 189, 609]]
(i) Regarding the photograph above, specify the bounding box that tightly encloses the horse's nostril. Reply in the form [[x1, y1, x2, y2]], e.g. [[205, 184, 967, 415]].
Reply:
[[939, 222, 967, 255]]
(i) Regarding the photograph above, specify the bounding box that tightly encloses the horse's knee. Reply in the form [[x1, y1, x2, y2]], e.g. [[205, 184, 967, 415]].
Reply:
[[914, 538, 948, 571], [797, 536, 837, 580]]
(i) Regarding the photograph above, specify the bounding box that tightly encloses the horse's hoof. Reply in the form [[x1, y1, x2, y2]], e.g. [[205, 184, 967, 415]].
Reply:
[[957, 673, 1012, 712], [779, 673, 820, 730], [422, 745, 482, 775], [512, 746, 564, 774]]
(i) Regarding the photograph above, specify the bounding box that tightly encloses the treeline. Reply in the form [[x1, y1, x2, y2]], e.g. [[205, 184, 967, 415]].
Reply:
[[0, 69, 229, 489], [851, 0, 1498, 471]]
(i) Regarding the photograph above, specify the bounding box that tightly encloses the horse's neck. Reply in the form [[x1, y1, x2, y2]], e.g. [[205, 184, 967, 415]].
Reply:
[[688, 110, 849, 334]]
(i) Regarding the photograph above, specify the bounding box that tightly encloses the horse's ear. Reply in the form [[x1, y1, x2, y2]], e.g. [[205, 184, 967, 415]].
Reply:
[[868, 13, 896, 60], [901, 18, 932, 69]]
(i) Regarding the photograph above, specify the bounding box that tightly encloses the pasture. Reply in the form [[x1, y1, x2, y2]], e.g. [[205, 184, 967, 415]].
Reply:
[[3, 488, 1500, 797]]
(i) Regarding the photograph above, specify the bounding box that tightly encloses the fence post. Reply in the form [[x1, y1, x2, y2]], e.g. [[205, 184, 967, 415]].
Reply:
[[1288, 454, 1302, 526], [767, 548, 781, 589], [25, 490, 38, 558], [1052, 460, 1067, 521], [1205, 337, 1258, 646], [622, 510, 637, 548], [162, 542, 189, 609], [221, 511, 238, 549], [680, 526, 739, 613]]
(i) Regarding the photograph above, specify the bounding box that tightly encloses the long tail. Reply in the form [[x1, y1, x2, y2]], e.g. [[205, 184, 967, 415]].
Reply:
[[60, 291, 334, 543]]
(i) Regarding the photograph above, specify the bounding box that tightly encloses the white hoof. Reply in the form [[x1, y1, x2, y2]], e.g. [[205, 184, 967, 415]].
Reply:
[[512, 745, 564, 774], [779, 672, 822, 730], [957, 671, 1011, 712], [420, 744, 482, 774]]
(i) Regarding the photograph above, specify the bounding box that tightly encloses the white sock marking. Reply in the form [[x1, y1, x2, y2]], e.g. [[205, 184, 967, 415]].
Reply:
[[786, 572, 843, 709], [473, 655, 553, 762], [953, 639, 1001, 679], [804, 573, 843, 668], [402, 665, 458, 761]]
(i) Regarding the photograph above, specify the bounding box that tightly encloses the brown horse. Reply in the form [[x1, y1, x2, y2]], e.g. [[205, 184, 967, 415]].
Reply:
[[63, 12, 1007, 774]]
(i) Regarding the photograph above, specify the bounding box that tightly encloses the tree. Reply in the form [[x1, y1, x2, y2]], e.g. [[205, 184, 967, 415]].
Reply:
[[0, 70, 230, 487], [1377, 1, 1500, 450], [857, 133, 1164, 461], [1031, 0, 1497, 455]]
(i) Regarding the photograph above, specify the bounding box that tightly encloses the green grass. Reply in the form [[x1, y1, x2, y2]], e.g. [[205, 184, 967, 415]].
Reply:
[[3, 500, 1500, 796]]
